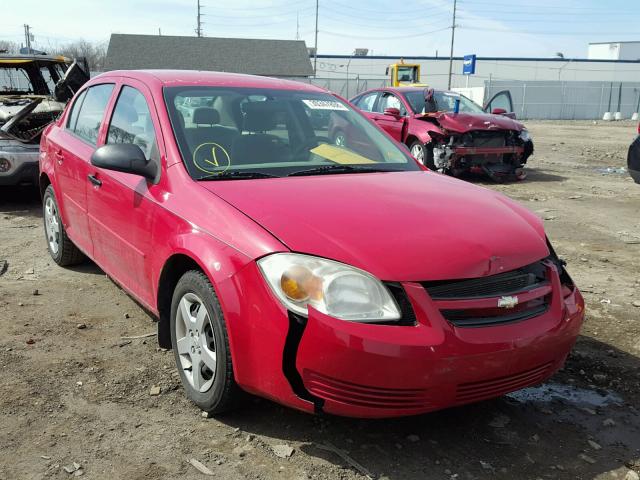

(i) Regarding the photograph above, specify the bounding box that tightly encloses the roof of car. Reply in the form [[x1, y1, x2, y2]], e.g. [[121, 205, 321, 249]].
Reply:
[[0, 54, 71, 64], [93, 69, 328, 93]]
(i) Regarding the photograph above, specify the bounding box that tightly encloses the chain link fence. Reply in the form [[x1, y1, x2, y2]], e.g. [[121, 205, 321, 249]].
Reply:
[[299, 77, 640, 120]]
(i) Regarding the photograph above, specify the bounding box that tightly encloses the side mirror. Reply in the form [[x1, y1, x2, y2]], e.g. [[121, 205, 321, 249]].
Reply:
[[91, 144, 157, 182], [384, 107, 401, 117], [492, 108, 507, 115]]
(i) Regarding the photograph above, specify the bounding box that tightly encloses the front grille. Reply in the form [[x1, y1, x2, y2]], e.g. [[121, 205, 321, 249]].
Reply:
[[423, 261, 547, 300], [442, 300, 549, 327], [455, 362, 553, 404], [467, 130, 507, 148], [423, 261, 551, 328], [305, 370, 432, 411]]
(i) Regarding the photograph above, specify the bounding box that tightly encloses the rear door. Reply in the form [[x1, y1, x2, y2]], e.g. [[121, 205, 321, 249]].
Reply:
[[86, 79, 164, 308], [369, 91, 406, 141], [351, 91, 379, 119], [484, 90, 514, 115], [50, 83, 115, 256]]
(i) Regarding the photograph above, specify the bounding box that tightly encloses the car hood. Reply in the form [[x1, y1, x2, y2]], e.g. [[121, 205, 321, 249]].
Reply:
[[419, 112, 524, 133], [201, 171, 548, 281]]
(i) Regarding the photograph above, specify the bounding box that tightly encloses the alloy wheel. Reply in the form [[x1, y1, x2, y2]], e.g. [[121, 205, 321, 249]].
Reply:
[[44, 196, 60, 255], [175, 292, 217, 392], [334, 133, 346, 147], [411, 144, 425, 164]]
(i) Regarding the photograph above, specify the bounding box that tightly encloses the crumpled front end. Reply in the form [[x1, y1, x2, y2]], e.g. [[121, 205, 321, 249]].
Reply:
[[430, 128, 534, 181]]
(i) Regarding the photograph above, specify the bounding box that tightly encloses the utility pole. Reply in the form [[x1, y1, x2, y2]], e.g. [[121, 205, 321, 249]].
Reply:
[[314, 0, 319, 76], [196, 0, 203, 37], [447, 0, 457, 89], [24, 24, 32, 53], [295, 12, 300, 40]]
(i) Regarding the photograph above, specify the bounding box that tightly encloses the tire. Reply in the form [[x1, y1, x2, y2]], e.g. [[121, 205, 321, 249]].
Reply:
[[170, 270, 241, 414], [42, 185, 85, 266], [409, 140, 436, 170]]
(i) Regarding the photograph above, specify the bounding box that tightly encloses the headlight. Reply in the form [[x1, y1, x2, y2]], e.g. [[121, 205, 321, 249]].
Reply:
[[519, 129, 531, 142], [258, 253, 401, 322]]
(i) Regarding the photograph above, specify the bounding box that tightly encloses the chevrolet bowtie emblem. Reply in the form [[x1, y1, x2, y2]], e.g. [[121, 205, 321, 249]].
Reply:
[[497, 296, 519, 309]]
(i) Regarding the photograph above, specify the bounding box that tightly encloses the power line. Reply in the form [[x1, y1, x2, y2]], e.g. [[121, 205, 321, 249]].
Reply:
[[319, 26, 449, 40]]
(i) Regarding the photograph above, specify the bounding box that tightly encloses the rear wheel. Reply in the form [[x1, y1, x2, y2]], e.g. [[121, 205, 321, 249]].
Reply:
[[409, 141, 436, 170], [42, 185, 84, 266], [333, 130, 346, 147], [170, 270, 241, 414]]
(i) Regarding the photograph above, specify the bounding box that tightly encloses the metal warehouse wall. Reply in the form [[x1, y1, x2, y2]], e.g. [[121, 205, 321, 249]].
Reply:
[[313, 55, 640, 89], [486, 81, 640, 120]]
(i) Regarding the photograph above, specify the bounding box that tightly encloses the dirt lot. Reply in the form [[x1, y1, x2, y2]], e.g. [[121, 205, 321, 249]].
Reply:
[[1, 120, 639, 480]]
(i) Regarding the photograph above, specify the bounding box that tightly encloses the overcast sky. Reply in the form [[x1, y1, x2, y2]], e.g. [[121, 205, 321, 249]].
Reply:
[[2, 0, 638, 58]]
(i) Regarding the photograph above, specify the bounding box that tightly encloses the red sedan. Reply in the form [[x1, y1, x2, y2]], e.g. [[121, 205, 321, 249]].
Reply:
[[39, 70, 583, 418], [350, 87, 534, 181]]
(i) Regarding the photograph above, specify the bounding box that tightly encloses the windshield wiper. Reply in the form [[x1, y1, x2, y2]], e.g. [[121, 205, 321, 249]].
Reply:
[[198, 171, 279, 181], [287, 164, 393, 177]]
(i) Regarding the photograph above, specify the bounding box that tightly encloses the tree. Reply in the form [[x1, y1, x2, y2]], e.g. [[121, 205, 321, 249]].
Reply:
[[0, 41, 19, 54], [49, 40, 108, 72]]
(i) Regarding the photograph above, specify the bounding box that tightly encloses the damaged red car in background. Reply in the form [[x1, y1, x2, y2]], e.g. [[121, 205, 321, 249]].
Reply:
[[0, 53, 88, 186], [348, 87, 533, 181]]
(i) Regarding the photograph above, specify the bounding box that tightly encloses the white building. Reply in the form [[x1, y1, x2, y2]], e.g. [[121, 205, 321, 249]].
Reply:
[[588, 41, 640, 61]]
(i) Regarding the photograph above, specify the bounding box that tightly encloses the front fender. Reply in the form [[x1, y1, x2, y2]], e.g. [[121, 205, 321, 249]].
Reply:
[[406, 119, 444, 145]]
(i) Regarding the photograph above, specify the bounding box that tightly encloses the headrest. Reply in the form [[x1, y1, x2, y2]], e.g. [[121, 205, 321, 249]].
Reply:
[[242, 101, 279, 132], [114, 103, 138, 124], [192, 107, 220, 125]]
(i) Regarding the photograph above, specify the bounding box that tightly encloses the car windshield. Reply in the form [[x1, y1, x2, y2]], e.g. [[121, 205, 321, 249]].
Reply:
[[403, 90, 484, 114], [164, 86, 419, 180], [0, 61, 66, 96]]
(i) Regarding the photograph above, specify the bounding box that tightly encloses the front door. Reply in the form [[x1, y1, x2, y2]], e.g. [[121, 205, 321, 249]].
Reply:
[[484, 90, 514, 116], [86, 80, 164, 309], [369, 92, 406, 141]]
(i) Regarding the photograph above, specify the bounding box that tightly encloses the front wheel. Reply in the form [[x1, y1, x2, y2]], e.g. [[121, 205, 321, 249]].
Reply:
[[409, 141, 436, 170], [170, 270, 241, 414]]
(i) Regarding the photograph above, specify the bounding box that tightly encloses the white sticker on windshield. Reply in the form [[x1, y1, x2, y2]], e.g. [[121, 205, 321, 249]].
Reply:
[[302, 99, 349, 111]]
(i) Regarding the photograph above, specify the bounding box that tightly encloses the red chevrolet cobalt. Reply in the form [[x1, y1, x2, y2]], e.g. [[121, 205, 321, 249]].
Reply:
[[39, 70, 584, 418]]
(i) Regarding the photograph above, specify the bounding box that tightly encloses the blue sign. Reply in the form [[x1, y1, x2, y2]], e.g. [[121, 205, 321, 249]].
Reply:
[[463, 54, 476, 75]]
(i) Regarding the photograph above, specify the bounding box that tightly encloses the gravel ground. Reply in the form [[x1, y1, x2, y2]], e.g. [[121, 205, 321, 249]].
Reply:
[[0, 120, 639, 480]]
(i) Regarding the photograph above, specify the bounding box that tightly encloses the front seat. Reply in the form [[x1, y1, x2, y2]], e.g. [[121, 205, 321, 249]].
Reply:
[[185, 107, 238, 154], [230, 102, 290, 165]]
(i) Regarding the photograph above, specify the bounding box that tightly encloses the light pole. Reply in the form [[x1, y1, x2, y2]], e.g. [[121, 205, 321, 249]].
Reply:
[[447, 0, 457, 89], [314, 0, 319, 76]]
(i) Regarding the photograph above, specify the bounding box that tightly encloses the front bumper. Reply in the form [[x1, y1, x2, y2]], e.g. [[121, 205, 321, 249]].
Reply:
[[0, 141, 39, 186], [223, 261, 584, 418]]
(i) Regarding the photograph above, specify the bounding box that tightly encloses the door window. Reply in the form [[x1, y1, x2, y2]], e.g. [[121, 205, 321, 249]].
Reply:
[[354, 92, 378, 112], [375, 93, 406, 115], [69, 84, 114, 145], [485, 91, 513, 113], [66, 89, 87, 132], [107, 86, 159, 161]]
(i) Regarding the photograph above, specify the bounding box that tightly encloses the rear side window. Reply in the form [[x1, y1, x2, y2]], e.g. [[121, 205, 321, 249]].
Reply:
[[354, 92, 378, 112], [66, 89, 87, 132], [68, 84, 114, 145], [107, 86, 159, 161]]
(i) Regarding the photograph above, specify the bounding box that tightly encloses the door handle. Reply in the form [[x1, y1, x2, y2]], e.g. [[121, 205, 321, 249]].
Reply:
[[54, 149, 64, 164], [87, 174, 102, 187]]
